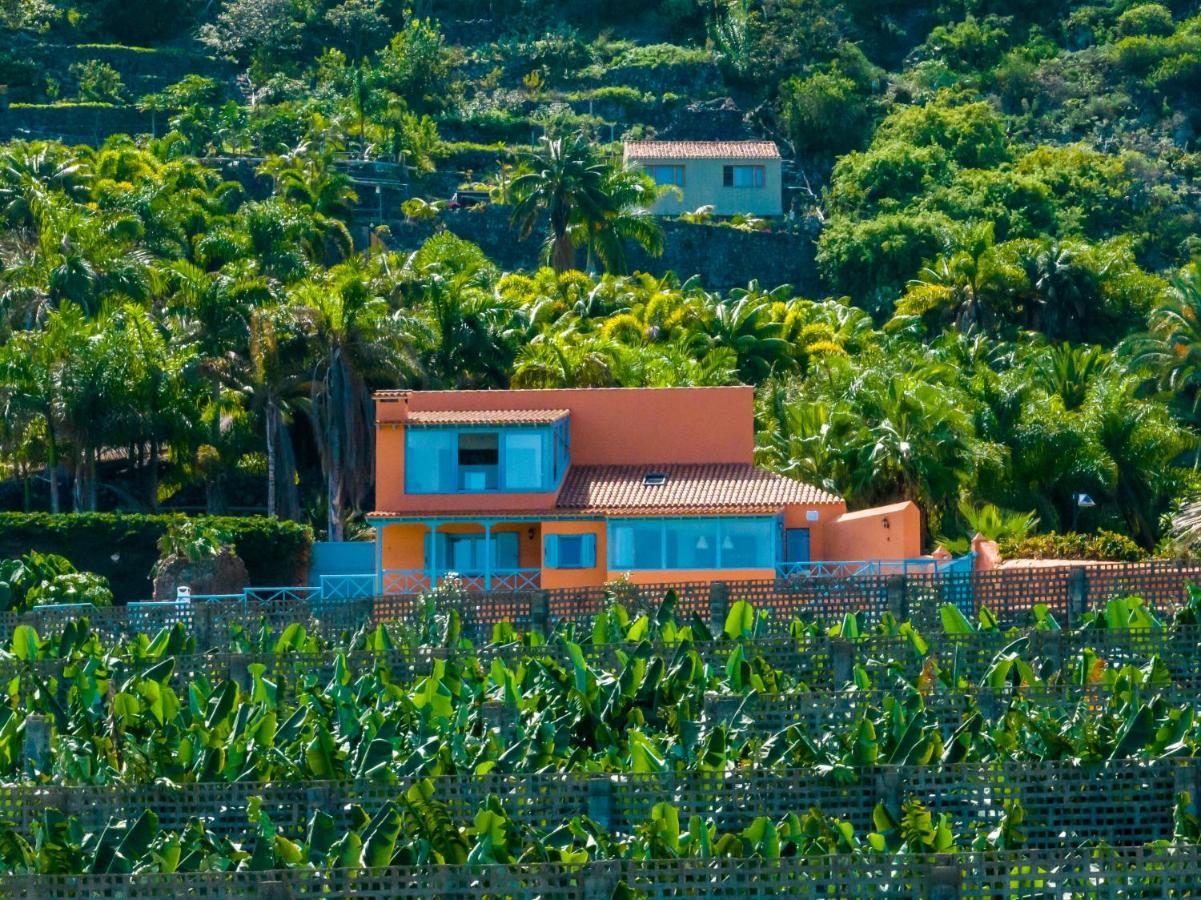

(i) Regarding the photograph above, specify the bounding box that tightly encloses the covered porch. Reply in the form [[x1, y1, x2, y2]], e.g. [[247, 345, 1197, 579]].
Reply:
[[374, 517, 544, 594]]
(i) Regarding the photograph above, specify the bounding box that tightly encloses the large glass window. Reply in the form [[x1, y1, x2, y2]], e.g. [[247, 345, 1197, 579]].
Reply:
[[610, 521, 664, 569], [406, 423, 568, 493], [405, 430, 456, 492], [441, 532, 520, 572], [721, 519, 774, 567], [608, 517, 777, 570], [457, 432, 499, 490], [503, 432, 543, 490], [665, 520, 718, 568]]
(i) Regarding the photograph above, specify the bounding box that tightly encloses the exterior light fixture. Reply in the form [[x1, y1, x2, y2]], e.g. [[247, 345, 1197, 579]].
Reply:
[[1071, 492, 1097, 531]]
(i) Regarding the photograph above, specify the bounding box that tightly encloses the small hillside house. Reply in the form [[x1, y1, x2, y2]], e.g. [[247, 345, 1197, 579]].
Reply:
[[368, 386, 920, 593], [623, 140, 783, 217]]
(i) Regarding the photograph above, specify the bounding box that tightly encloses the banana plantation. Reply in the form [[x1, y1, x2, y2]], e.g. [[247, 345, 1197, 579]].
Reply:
[[0, 581, 1199, 895]]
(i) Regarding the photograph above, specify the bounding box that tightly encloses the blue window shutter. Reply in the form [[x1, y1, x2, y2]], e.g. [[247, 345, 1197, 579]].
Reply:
[[581, 533, 597, 568], [544, 534, 559, 568], [578, 531, 598, 564]]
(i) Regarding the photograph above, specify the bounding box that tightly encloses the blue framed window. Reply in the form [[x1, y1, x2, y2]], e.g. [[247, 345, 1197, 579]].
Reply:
[[440, 532, 520, 571], [405, 421, 570, 494], [608, 517, 776, 570], [545, 533, 596, 569]]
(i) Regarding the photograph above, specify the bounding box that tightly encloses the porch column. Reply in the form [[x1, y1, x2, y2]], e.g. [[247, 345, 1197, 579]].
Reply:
[[426, 521, 440, 589], [374, 525, 383, 596], [483, 521, 493, 591]]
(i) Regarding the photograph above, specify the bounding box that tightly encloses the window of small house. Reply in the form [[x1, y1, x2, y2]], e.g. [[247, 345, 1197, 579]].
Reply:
[[722, 165, 765, 188], [646, 164, 685, 187]]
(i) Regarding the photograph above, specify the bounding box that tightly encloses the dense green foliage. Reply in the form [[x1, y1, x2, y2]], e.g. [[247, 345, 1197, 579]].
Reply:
[[3, 0, 1201, 555], [0, 551, 113, 612], [0, 589, 1198, 788], [0, 514, 312, 600]]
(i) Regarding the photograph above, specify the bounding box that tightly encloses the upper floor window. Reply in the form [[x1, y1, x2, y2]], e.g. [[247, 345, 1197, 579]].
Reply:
[[723, 165, 765, 188], [405, 424, 566, 494], [646, 164, 685, 187]]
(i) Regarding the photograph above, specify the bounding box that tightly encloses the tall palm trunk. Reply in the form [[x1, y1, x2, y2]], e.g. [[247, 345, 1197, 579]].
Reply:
[[87, 443, 97, 511], [148, 438, 159, 512], [265, 398, 278, 518], [276, 421, 300, 521], [45, 414, 59, 514]]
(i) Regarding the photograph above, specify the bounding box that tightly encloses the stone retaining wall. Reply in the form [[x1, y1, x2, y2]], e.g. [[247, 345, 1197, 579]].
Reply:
[[368, 205, 820, 292]]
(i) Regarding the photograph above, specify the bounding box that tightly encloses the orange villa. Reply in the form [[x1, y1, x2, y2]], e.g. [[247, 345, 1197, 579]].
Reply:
[[368, 386, 922, 593]]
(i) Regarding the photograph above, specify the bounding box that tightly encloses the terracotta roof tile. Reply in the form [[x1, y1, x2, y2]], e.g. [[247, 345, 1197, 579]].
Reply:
[[405, 409, 569, 426], [623, 140, 781, 160], [556, 464, 840, 515]]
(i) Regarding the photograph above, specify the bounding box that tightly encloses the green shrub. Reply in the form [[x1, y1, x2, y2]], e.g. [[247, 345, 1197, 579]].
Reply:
[[1115, 4, 1175, 38], [69, 60, 126, 104], [998, 530, 1147, 562], [29, 572, 114, 608], [614, 43, 709, 69], [0, 513, 312, 603], [0, 552, 113, 613]]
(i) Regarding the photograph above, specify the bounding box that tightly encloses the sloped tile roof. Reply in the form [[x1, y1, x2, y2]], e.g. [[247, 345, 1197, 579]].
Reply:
[[405, 409, 570, 426], [623, 140, 781, 160], [556, 464, 840, 515]]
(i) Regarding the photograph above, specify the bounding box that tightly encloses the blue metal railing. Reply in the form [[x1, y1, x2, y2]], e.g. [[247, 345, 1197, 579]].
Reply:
[[381, 568, 540, 594], [776, 554, 975, 582], [319, 573, 376, 600]]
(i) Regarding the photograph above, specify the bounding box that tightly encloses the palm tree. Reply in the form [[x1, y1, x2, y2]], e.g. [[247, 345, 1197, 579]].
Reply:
[[398, 233, 520, 388], [1037, 343, 1110, 412], [894, 224, 1026, 334], [1126, 265, 1201, 417], [293, 258, 421, 540], [696, 286, 793, 383], [258, 144, 358, 261], [511, 329, 622, 388], [1086, 374, 1193, 546], [509, 133, 662, 274], [158, 261, 271, 514], [1014, 238, 1102, 341], [0, 326, 68, 511], [228, 305, 306, 519], [581, 163, 664, 274]]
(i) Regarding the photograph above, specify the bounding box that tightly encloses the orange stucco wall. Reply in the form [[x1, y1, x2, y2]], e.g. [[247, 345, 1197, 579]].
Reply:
[[375, 387, 756, 514], [782, 501, 847, 562], [825, 501, 921, 560]]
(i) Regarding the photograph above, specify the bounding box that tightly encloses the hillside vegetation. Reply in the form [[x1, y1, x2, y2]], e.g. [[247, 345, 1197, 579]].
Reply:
[[2, 0, 1201, 552]]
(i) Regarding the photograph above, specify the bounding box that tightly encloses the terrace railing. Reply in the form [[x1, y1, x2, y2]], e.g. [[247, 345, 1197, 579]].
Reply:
[[380, 567, 540, 594], [318, 573, 376, 600]]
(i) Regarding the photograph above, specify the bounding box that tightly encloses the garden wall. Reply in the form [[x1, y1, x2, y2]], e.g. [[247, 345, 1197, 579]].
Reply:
[[0, 104, 156, 144], [376, 205, 821, 292]]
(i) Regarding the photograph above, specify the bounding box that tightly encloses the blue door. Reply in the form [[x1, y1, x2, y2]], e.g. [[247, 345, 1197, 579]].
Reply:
[[785, 528, 811, 563]]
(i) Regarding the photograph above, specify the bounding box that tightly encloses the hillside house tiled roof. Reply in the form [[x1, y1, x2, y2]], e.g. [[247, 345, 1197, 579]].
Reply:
[[623, 141, 781, 160], [404, 409, 570, 426], [555, 464, 840, 515]]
